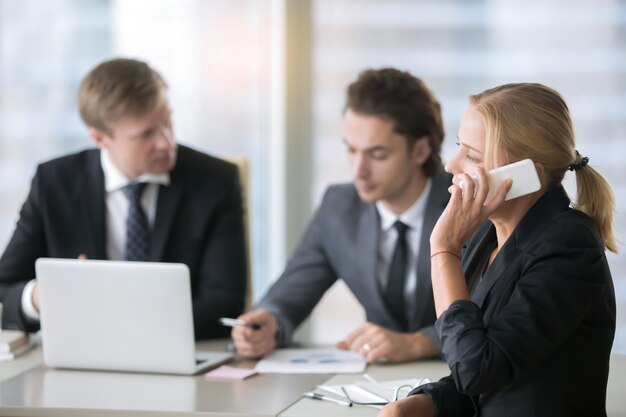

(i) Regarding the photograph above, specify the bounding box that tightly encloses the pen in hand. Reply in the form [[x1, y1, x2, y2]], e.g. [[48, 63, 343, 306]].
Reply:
[[219, 317, 262, 330], [302, 391, 352, 407]]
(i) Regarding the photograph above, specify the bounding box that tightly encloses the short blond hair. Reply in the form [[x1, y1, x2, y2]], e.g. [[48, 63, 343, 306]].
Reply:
[[470, 83, 617, 252], [78, 58, 167, 134]]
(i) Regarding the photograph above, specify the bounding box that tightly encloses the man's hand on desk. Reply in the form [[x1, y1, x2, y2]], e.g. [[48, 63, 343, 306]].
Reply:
[[32, 284, 40, 311], [32, 254, 87, 313], [377, 394, 435, 417], [230, 309, 278, 359], [336, 323, 440, 363]]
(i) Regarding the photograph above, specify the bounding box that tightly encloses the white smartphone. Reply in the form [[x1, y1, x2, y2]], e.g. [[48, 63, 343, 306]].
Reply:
[[460, 159, 541, 202]]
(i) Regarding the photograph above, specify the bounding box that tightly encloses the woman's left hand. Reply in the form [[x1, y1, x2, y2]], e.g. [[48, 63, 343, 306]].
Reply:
[[376, 394, 436, 417], [431, 168, 511, 254]]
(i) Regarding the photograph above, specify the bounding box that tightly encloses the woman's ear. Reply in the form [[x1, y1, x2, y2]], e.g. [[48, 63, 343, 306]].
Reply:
[[411, 136, 432, 165]]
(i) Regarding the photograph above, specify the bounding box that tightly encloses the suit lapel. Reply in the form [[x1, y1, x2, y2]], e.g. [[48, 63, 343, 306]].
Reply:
[[409, 172, 451, 329], [471, 228, 518, 307], [356, 204, 391, 321], [150, 181, 183, 261], [78, 151, 107, 259]]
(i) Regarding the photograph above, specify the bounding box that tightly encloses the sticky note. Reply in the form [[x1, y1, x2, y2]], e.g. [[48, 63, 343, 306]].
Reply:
[[204, 365, 257, 380]]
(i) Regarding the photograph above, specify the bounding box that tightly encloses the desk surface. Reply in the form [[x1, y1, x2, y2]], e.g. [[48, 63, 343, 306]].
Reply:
[[0, 339, 331, 417], [282, 354, 626, 417], [280, 360, 452, 417], [1, 340, 625, 417]]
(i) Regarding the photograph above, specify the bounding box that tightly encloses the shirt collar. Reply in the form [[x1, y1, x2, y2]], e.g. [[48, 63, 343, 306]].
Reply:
[[376, 178, 432, 232], [100, 149, 171, 193]]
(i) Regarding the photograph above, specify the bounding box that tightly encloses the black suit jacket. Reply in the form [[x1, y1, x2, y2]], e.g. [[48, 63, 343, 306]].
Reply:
[[0, 145, 247, 339], [415, 186, 615, 417]]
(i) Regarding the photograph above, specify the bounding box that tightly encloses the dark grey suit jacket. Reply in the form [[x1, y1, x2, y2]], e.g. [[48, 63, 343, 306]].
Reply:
[[258, 171, 452, 346], [0, 145, 247, 339], [414, 186, 615, 417]]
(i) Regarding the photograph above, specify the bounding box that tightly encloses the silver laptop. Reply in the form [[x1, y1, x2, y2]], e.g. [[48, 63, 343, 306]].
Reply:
[[36, 258, 233, 375]]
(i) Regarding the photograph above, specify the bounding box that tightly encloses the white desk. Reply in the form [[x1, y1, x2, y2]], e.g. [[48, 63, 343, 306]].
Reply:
[[0, 339, 329, 417], [281, 354, 626, 417], [280, 359, 451, 417], [1, 340, 625, 417]]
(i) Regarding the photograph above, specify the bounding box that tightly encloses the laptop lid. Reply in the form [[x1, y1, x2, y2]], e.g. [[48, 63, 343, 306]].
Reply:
[[36, 258, 232, 375]]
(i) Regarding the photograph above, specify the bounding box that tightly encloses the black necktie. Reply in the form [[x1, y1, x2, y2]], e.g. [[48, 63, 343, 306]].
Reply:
[[385, 220, 409, 330], [123, 182, 150, 261]]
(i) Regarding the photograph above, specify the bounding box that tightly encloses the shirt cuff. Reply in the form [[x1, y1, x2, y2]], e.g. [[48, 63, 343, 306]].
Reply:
[[21, 279, 41, 322]]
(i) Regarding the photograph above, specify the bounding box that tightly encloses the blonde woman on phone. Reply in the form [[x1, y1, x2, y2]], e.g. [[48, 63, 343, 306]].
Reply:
[[379, 83, 616, 417]]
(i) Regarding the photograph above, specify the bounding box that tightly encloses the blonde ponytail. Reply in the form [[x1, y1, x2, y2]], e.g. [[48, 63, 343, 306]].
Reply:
[[570, 154, 618, 253]]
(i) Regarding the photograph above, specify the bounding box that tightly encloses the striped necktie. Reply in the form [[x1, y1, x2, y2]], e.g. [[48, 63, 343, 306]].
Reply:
[[122, 182, 150, 261]]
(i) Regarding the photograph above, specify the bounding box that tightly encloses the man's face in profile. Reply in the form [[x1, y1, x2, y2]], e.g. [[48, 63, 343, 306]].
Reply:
[[343, 108, 427, 211], [93, 94, 178, 179]]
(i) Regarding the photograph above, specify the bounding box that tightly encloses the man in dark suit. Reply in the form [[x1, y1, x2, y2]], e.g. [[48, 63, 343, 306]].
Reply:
[[0, 58, 247, 339], [232, 68, 451, 363]]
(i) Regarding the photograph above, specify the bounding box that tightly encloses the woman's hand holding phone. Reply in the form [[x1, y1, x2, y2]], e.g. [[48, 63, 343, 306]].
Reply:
[[460, 159, 541, 203]]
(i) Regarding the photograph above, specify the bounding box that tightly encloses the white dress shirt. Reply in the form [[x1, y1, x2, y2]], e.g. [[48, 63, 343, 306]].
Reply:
[[100, 150, 170, 261], [21, 150, 170, 321], [375, 178, 432, 309]]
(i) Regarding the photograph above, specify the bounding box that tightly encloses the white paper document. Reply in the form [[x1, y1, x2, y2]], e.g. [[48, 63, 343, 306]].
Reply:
[[318, 377, 431, 409], [254, 348, 367, 374]]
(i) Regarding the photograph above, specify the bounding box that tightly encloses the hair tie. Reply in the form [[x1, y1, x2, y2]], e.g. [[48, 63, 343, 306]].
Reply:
[[568, 150, 589, 172]]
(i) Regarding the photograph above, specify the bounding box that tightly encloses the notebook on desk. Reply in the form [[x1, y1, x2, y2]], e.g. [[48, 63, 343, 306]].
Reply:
[[36, 258, 233, 375]]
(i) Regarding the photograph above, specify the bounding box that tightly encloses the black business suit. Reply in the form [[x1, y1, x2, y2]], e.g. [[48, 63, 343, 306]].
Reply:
[[0, 145, 247, 339], [414, 186, 615, 416]]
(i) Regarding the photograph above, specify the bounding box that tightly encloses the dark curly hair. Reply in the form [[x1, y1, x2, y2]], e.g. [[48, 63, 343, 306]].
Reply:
[[345, 68, 444, 176]]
